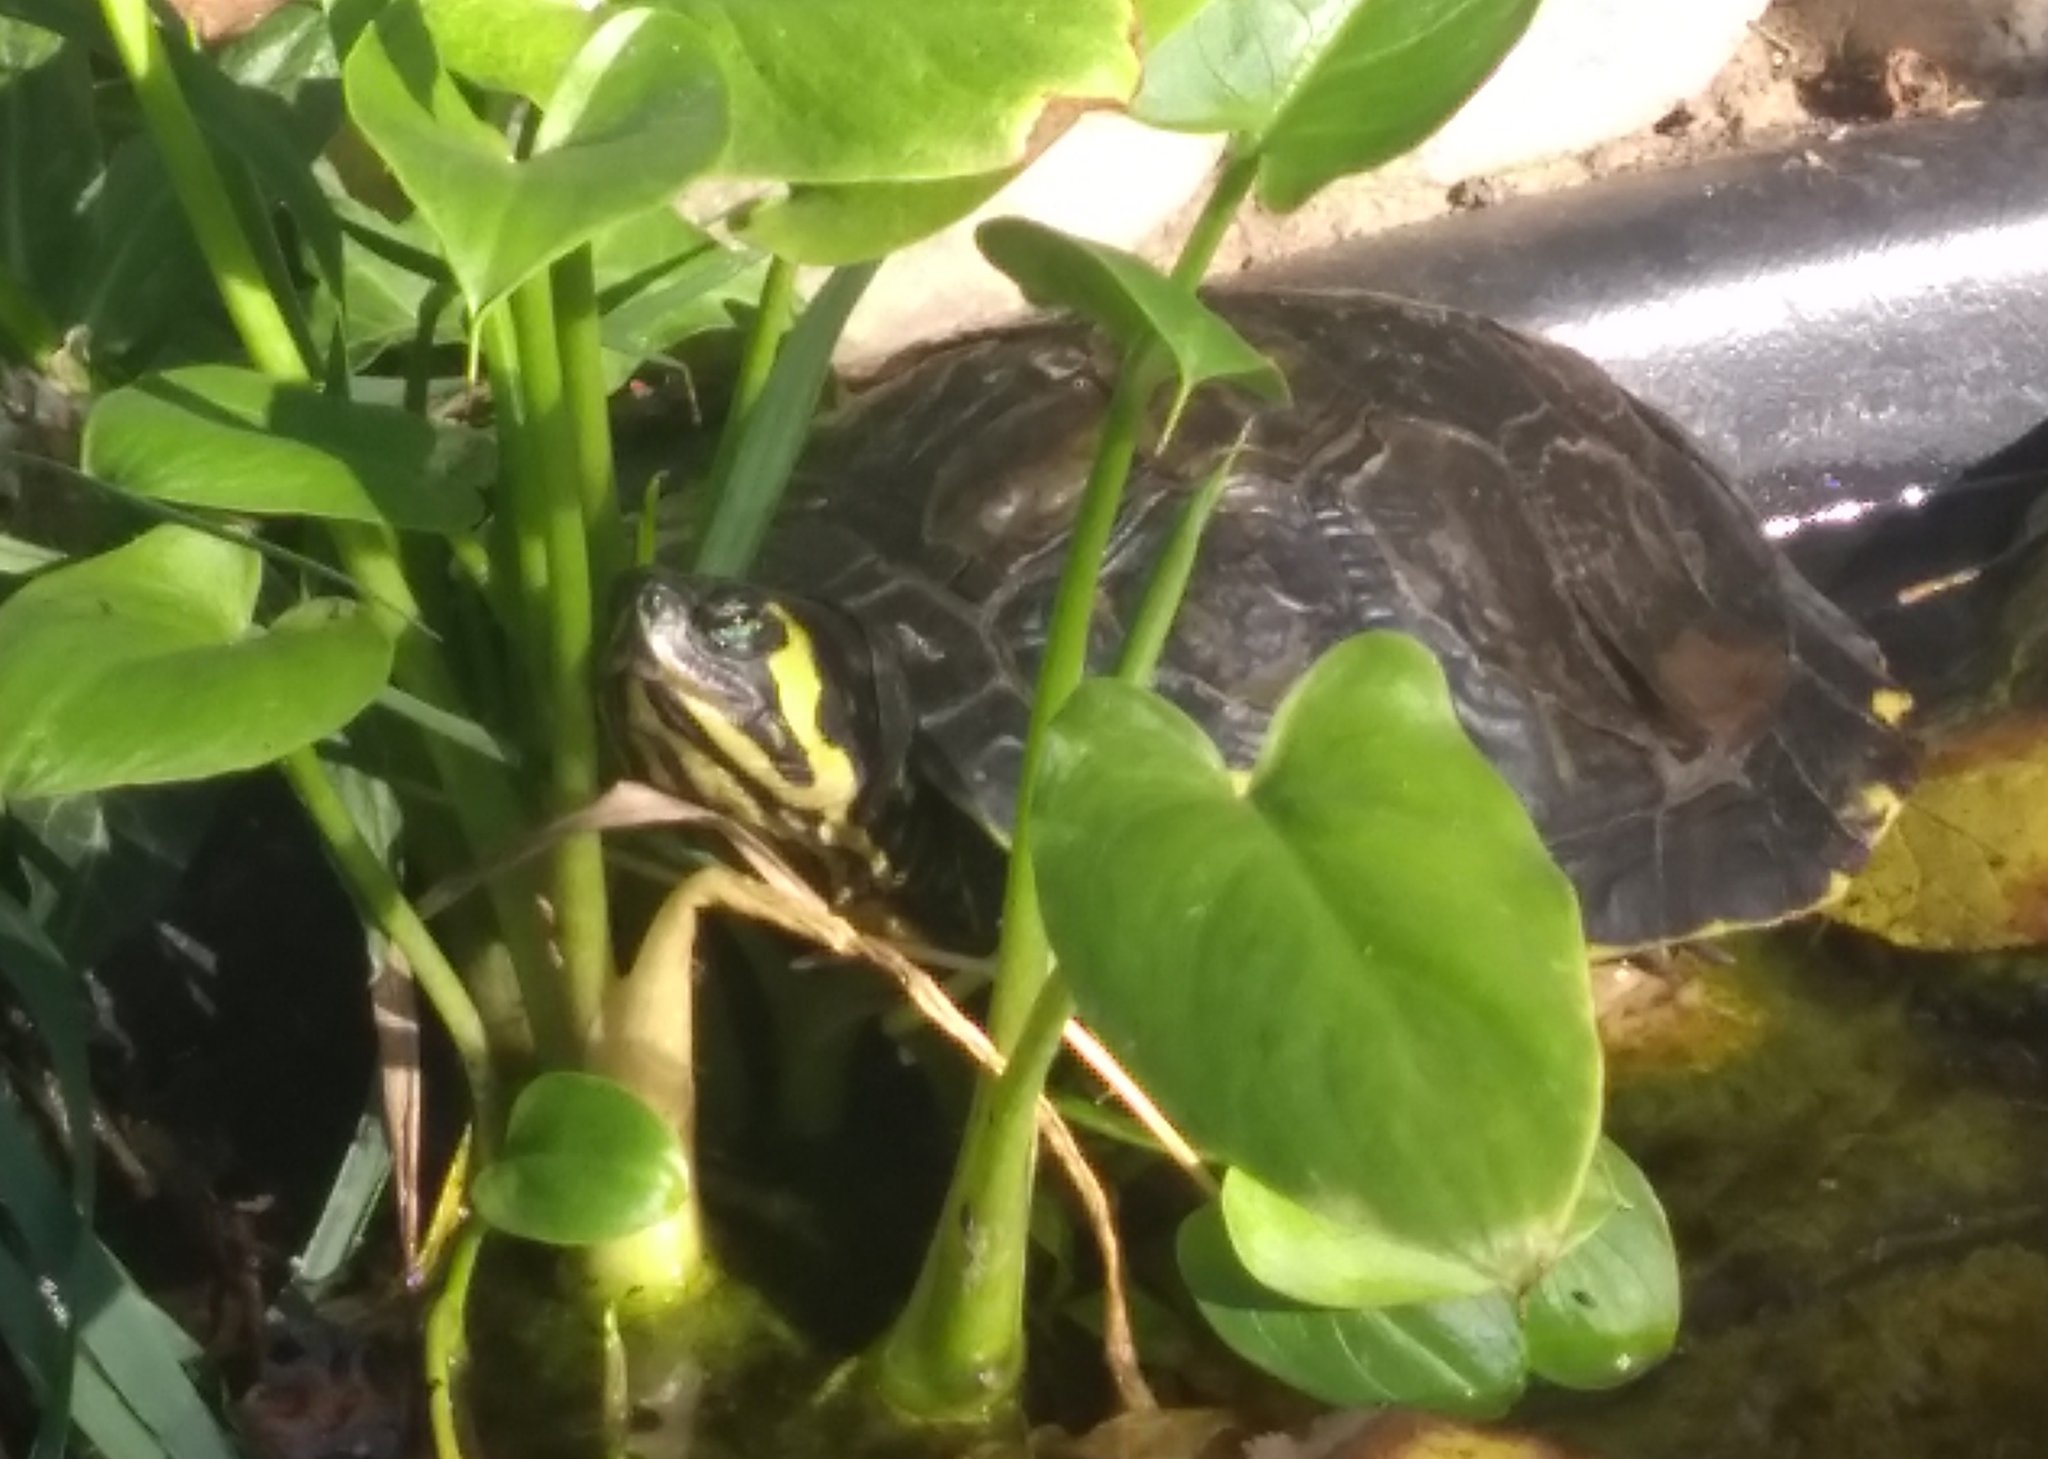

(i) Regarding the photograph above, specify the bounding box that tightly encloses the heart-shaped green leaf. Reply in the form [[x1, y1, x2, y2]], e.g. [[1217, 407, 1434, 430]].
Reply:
[[415, 0, 600, 101], [1220, 1166, 1499, 1309], [1134, 0, 1539, 210], [591, 207, 763, 385], [1524, 1142, 1681, 1390], [82, 366, 489, 531], [1179, 1202, 1526, 1416], [977, 218, 1285, 430], [741, 171, 1018, 266], [343, 0, 727, 315], [659, 0, 1137, 184], [1032, 631, 1599, 1292], [0, 530, 395, 800], [472, 1071, 692, 1246]]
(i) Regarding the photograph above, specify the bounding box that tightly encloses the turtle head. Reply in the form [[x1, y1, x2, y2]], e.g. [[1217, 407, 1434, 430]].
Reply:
[[605, 569, 916, 879]]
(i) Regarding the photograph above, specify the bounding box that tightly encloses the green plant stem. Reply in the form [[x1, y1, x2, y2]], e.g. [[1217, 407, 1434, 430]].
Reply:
[[987, 145, 1259, 1049], [872, 981, 1071, 1419], [1116, 437, 1240, 686], [873, 146, 1262, 1418], [501, 278, 617, 1041], [550, 250, 628, 602], [425, 1222, 484, 1459], [1170, 146, 1259, 289], [99, 0, 315, 384], [102, 0, 571, 1068], [482, 307, 557, 682], [283, 748, 500, 1141], [703, 254, 797, 487]]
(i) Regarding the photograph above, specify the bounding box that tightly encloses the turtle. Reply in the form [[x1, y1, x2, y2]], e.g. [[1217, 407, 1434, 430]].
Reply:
[[604, 287, 1917, 955]]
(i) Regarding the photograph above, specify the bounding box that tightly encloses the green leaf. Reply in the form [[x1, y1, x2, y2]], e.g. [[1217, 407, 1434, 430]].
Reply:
[[1523, 1142, 1681, 1390], [1135, 0, 1207, 46], [0, 0, 103, 43], [0, 893, 92, 1457], [71, 137, 230, 372], [1179, 1202, 1526, 1416], [309, 223, 450, 369], [8, 786, 220, 972], [655, 0, 1137, 184], [977, 218, 1285, 429], [1032, 631, 1600, 1293], [0, 22, 99, 314], [1133, 0, 1540, 210], [0, 1082, 241, 1459], [0, 533, 63, 574], [472, 1072, 692, 1246], [740, 170, 1017, 266], [591, 206, 764, 385], [1221, 1167, 1499, 1308], [415, 0, 599, 100], [178, 44, 346, 307], [343, 0, 727, 315], [82, 365, 488, 531], [692, 262, 879, 576], [0, 529, 395, 799]]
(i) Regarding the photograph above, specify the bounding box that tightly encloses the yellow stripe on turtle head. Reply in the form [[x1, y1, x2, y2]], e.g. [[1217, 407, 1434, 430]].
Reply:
[[655, 604, 862, 840], [761, 606, 861, 820]]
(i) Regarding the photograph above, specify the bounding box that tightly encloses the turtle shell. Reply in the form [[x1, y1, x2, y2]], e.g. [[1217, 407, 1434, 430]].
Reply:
[[751, 288, 1915, 952]]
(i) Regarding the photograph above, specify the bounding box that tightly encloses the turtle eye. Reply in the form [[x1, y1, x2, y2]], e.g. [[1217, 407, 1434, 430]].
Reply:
[[692, 593, 770, 657]]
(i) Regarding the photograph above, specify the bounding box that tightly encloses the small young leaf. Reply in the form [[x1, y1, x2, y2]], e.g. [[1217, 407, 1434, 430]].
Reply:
[[1523, 1142, 1681, 1390], [83, 366, 490, 531], [343, 1, 728, 315], [1180, 1202, 1527, 1417], [472, 1071, 692, 1246], [976, 218, 1285, 428]]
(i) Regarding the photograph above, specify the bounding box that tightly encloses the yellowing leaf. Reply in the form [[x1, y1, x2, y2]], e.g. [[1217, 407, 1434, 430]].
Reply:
[[1834, 712, 2048, 950]]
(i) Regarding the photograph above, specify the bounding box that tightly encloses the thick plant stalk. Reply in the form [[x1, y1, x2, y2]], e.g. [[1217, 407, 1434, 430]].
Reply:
[[871, 147, 1262, 1422], [870, 979, 1073, 1418], [492, 277, 618, 1043], [550, 251, 629, 604]]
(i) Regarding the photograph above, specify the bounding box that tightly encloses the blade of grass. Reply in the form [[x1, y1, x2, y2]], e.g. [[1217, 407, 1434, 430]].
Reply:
[[691, 262, 878, 577], [0, 1100, 239, 1459], [0, 532, 65, 575], [372, 684, 523, 768]]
